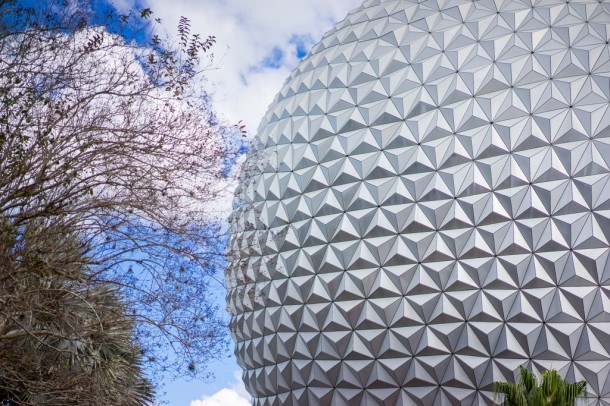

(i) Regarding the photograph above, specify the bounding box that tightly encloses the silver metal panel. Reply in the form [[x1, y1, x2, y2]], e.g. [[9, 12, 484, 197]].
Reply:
[[227, 0, 610, 404]]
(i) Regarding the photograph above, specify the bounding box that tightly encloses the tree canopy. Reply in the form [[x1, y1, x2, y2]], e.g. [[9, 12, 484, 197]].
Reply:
[[494, 366, 587, 406], [0, 220, 154, 405], [0, 0, 243, 402]]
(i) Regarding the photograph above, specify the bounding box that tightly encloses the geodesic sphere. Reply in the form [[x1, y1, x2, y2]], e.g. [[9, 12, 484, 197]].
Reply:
[[226, 0, 610, 404]]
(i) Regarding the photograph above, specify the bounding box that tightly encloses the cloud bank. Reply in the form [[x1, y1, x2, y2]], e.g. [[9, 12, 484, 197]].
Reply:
[[190, 372, 251, 406], [121, 0, 363, 134]]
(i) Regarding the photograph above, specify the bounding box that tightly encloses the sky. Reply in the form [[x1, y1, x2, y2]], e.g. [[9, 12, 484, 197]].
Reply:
[[115, 0, 362, 134], [107, 0, 363, 405]]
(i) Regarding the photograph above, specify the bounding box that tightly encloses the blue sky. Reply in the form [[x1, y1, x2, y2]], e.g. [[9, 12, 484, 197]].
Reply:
[[92, 0, 363, 404]]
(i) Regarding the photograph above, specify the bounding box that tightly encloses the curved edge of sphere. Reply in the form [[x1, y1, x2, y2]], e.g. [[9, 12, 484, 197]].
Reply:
[[227, 0, 610, 404]]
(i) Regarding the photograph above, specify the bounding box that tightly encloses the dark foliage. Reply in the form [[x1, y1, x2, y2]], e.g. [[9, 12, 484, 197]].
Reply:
[[0, 220, 154, 405]]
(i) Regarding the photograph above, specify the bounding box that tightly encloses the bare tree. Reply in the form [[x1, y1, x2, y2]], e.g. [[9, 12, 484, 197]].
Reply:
[[0, 0, 240, 391]]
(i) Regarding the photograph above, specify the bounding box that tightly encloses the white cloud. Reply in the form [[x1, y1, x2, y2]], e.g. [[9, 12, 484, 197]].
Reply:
[[123, 0, 363, 134], [190, 372, 251, 406]]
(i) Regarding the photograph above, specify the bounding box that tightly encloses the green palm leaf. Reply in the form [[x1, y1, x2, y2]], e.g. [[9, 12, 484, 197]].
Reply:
[[494, 366, 586, 406]]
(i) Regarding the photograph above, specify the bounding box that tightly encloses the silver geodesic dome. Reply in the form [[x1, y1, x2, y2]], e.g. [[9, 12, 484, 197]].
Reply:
[[226, 0, 610, 404]]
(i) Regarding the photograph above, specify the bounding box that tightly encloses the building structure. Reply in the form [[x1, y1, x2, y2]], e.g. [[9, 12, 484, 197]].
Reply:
[[227, 0, 610, 404]]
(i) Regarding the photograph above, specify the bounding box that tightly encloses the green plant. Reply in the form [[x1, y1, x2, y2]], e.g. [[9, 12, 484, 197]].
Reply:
[[494, 366, 587, 406]]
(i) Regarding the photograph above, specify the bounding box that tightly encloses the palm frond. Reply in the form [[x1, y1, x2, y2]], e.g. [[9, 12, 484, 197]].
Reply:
[[493, 366, 586, 406]]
